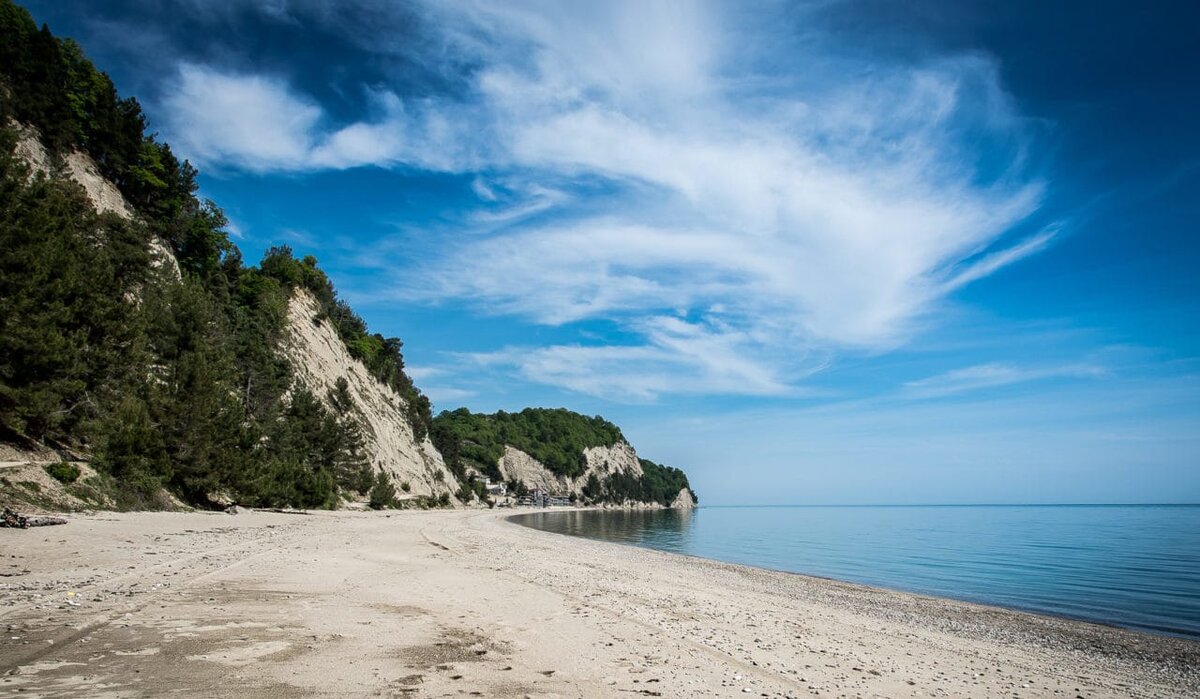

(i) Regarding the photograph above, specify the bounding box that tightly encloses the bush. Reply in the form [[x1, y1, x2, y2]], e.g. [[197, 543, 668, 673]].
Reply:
[[411, 493, 452, 509], [368, 471, 396, 510], [44, 461, 81, 484]]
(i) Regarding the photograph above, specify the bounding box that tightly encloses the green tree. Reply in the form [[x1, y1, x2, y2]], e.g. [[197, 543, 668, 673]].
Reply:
[[368, 471, 397, 509]]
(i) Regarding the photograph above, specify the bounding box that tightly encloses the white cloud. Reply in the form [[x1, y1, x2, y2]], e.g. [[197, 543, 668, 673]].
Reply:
[[164, 64, 321, 171], [161, 64, 469, 173], [468, 182, 568, 224], [403, 365, 443, 382], [421, 386, 476, 404], [397, 2, 1048, 400], [903, 362, 1108, 399], [942, 227, 1060, 292], [470, 334, 792, 403], [159, 1, 1054, 401]]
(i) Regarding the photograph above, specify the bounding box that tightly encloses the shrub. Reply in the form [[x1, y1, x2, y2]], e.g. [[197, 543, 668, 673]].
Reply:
[[368, 472, 397, 510], [44, 462, 81, 484]]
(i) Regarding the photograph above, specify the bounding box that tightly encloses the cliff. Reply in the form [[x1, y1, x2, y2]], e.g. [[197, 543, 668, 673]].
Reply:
[[498, 443, 695, 508], [671, 487, 697, 510], [434, 408, 697, 508], [498, 442, 639, 497], [7, 125, 456, 507], [283, 290, 458, 502]]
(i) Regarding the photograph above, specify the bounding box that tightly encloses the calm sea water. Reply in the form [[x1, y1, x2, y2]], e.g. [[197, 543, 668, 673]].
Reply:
[[513, 505, 1200, 640]]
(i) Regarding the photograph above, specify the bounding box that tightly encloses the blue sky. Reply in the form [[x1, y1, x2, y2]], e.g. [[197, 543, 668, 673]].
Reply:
[[27, 0, 1199, 504]]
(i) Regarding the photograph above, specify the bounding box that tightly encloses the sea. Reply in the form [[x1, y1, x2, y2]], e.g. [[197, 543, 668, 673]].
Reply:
[[513, 504, 1200, 640]]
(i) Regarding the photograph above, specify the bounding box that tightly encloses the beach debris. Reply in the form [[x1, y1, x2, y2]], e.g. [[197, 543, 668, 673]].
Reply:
[[1, 508, 67, 528]]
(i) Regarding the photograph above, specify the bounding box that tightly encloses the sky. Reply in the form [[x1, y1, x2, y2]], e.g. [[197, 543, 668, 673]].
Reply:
[[25, 0, 1200, 505]]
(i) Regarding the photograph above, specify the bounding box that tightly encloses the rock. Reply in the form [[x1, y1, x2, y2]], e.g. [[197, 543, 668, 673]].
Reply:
[[670, 487, 696, 509], [208, 491, 235, 507]]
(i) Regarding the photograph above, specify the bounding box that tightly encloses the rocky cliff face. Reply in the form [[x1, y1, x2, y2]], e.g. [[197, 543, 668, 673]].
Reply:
[[283, 290, 459, 502], [497, 442, 640, 495], [671, 488, 697, 510], [498, 441, 691, 507]]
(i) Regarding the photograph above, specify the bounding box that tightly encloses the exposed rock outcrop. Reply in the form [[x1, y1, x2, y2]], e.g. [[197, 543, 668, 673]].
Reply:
[[61, 150, 134, 219], [671, 487, 697, 509], [12, 123, 51, 176], [498, 442, 642, 498], [583, 442, 645, 482], [283, 290, 458, 502], [497, 441, 692, 508], [497, 446, 562, 494], [12, 122, 179, 279]]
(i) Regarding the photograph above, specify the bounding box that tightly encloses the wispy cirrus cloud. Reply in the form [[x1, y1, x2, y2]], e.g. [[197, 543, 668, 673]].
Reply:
[[156, 0, 1053, 401], [903, 362, 1108, 399], [468, 313, 811, 403]]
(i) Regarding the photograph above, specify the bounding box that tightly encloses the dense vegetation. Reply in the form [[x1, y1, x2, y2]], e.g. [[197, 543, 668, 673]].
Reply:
[[432, 407, 625, 481], [0, 2, 431, 509]]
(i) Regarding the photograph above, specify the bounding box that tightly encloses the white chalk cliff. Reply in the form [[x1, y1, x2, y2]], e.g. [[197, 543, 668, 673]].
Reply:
[[283, 290, 459, 502], [498, 441, 692, 507]]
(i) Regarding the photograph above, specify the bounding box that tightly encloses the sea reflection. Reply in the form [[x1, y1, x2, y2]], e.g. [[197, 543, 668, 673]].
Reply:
[[513, 508, 696, 550]]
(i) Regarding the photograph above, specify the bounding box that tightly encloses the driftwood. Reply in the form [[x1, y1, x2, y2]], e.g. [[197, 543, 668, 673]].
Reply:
[[1, 508, 67, 528]]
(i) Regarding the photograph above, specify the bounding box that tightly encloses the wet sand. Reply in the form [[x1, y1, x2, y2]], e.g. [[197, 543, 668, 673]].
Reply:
[[1, 508, 1196, 697]]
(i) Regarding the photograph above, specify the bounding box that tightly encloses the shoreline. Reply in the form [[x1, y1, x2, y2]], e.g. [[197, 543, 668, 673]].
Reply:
[[504, 508, 1199, 644], [501, 512, 1200, 678], [2, 508, 1196, 697]]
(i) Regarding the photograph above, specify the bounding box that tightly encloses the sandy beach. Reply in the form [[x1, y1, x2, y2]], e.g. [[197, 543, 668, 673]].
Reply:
[[1, 509, 1196, 698]]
